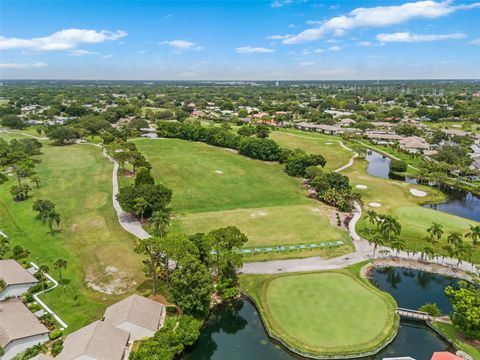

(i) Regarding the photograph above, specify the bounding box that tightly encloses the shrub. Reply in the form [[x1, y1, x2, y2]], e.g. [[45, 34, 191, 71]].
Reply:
[[51, 340, 64, 357], [49, 329, 63, 340], [28, 303, 42, 312], [390, 159, 408, 173], [418, 303, 441, 317]]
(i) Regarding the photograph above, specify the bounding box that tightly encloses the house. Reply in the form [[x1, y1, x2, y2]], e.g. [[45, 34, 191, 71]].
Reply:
[[0, 299, 50, 360], [431, 352, 462, 360], [399, 136, 430, 153], [365, 131, 404, 145], [0, 259, 38, 300], [442, 129, 469, 138], [57, 321, 129, 360], [104, 294, 166, 341], [339, 118, 356, 127]]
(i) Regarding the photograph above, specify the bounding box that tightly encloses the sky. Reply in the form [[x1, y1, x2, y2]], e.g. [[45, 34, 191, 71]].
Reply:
[[1, 0, 479, 80]]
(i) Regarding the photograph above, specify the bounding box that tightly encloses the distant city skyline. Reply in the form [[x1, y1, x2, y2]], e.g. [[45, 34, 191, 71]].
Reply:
[[1, 0, 480, 80]]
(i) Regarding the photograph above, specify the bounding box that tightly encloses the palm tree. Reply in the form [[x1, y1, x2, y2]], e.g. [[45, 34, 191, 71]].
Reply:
[[390, 237, 406, 255], [31, 175, 41, 188], [150, 208, 172, 236], [38, 264, 49, 291], [44, 210, 61, 234], [421, 245, 435, 261], [447, 232, 463, 247], [465, 225, 480, 247], [366, 210, 378, 235], [426, 222, 443, 245], [133, 197, 148, 222], [369, 233, 384, 258], [380, 215, 402, 243], [54, 258, 68, 286]]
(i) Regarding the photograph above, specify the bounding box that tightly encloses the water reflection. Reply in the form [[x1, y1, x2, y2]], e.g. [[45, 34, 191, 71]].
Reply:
[[371, 267, 459, 314]]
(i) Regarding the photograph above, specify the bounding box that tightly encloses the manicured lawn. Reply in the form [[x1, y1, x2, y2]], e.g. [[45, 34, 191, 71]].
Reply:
[[133, 138, 308, 213], [430, 322, 480, 359], [344, 160, 480, 263], [240, 266, 398, 356], [131, 137, 353, 257], [270, 128, 352, 171], [0, 134, 145, 331], [172, 203, 352, 248]]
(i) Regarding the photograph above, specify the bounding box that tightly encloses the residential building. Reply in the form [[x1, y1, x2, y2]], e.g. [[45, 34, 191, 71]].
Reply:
[[0, 260, 38, 300], [104, 294, 166, 341], [365, 131, 404, 145], [399, 136, 430, 153], [430, 352, 462, 360], [0, 299, 50, 360], [57, 321, 129, 360]]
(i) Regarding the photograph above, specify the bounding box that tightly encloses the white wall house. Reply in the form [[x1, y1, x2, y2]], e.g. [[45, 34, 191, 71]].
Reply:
[[0, 299, 50, 360], [0, 260, 38, 300]]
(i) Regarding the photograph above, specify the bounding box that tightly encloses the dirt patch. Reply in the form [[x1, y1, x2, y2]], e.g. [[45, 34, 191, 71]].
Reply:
[[327, 210, 350, 228], [85, 264, 137, 295]]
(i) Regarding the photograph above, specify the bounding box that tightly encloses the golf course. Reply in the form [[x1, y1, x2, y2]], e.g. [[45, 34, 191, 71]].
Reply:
[[240, 264, 398, 357], [0, 133, 144, 330], [130, 137, 353, 259]]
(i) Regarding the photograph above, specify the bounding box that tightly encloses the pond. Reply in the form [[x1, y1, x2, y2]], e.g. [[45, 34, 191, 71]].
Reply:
[[370, 267, 459, 315], [365, 150, 480, 222], [184, 297, 453, 360]]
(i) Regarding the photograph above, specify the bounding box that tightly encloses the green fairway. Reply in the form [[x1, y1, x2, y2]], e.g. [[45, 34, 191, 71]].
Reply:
[[344, 159, 480, 263], [270, 128, 352, 171], [131, 138, 352, 257], [172, 203, 351, 247], [241, 267, 398, 356], [0, 134, 144, 331]]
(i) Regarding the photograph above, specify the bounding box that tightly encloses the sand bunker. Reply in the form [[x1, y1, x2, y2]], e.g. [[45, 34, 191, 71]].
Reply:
[[325, 142, 333, 145], [355, 184, 367, 189], [214, 170, 223, 175], [369, 202, 382, 207], [250, 211, 267, 218], [410, 188, 427, 197]]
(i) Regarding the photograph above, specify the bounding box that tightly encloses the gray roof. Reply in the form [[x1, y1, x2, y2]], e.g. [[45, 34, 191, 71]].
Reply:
[[57, 321, 129, 360], [0, 259, 38, 286], [0, 298, 49, 348], [104, 294, 165, 332]]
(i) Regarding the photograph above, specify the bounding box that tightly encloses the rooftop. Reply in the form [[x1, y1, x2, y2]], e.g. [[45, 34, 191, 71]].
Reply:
[[0, 259, 38, 286]]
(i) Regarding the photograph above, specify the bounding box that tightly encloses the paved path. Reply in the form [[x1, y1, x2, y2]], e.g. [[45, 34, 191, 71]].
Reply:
[[241, 202, 478, 275], [334, 141, 358, 173]]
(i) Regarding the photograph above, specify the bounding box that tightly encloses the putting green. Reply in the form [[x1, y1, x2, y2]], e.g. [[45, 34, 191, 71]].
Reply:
[[242, 270, 398, 356]]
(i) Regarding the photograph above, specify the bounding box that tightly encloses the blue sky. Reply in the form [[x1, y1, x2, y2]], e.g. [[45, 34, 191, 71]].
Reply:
[[1, 0, 479, 80]]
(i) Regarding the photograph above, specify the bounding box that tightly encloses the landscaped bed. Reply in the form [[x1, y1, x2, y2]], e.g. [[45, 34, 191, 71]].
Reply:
[[240, 264, 399, 357]]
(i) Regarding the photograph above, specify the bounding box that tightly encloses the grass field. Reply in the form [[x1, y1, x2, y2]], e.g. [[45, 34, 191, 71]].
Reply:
[[344, 159, 480, 263], [131, 138, 353, 256], [430, 322, 480, 358], [270, 128, 352, 171], [0, 133, 145, 331], [240, 264, 398, 356]]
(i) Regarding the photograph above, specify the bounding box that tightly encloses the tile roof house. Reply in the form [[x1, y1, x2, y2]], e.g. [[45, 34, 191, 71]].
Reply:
[[104, 294, 166, 341], [0, 299, 50, 360], [399, 136, 430, 153], [0, 259, 38, 300], [431, 352, 462, 360], [57, 321, 129, 360], [365, 131, 404, 144]]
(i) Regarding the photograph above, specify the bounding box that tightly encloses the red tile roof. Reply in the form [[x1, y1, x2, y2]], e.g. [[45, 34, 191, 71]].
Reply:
[[431, 352, 462, 360]]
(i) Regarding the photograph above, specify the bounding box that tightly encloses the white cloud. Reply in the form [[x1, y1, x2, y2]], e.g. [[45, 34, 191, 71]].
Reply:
[[102, 54, 114, 59], [283, 0, 479, 44], [377, 32, 466, 42], [313, 48, 325, 53], [159, 40, 203, 51], [165, 14, 173, 18], [0, 29, 127, 51], [299, 61, 315, 66], [469, 38, 480, 45], [358, 41, 373, 46], [0, 62, 47, 69], [267, 34, 292, 40], [68, 49, 97, 56], [306, 20, 323, 25], [271, 0, 292, 8], [329, 46, 342, 51], [235, 46, 274, 54]]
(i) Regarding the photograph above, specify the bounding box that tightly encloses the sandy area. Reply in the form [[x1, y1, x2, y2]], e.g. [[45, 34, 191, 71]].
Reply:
[[355, 184, 367, 189], [369, 202, 382, 207], [214, 170, 223, 174], [410, 188, 427, 197]]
